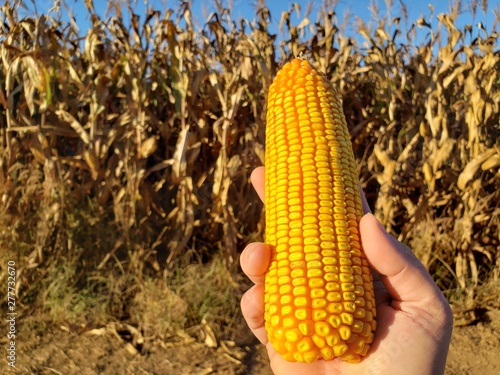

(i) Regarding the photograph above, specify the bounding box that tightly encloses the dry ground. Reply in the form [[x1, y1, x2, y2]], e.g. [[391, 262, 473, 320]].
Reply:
[[2, 308, 500, 375]]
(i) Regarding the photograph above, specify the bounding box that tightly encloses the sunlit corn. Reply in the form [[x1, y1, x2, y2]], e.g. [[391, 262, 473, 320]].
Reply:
[[264, 58, 376, 363]]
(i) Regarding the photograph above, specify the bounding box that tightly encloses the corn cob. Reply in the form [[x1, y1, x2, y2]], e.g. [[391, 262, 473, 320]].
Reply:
[[264, 58, 376, 363]]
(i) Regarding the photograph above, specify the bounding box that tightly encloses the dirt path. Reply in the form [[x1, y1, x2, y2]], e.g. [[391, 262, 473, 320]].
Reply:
[[3, 309, 500, 375], [446, 309, 500, 375]]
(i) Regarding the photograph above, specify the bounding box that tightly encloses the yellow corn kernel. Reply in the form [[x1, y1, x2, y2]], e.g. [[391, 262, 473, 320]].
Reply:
[[264, 58, 376, 364]]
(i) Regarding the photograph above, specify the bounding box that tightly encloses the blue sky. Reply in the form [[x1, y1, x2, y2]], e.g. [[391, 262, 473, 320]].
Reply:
[[26, 0, 499, 45]]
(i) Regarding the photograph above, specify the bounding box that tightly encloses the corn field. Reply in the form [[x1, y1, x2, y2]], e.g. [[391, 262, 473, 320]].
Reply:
[[0, 0, 499, 329]]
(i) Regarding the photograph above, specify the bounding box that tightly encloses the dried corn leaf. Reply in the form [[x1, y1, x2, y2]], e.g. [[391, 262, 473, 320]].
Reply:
[[481, 153, 500, 170], [56, 109, 91, 144], [30, 147, 46, 165], [140, 136, 157, 159], [458, 149, 496, 190]]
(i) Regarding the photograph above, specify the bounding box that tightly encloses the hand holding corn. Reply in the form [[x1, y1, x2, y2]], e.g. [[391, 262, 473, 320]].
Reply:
[[240, 58, 453, 374], [241, 168, 453, 374]]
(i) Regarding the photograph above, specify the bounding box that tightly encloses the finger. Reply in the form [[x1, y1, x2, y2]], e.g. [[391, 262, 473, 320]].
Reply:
[[241, 284, 269, 345], [360, 213, 443, 305], [240, 242, 270, 285], [357, 185, 379, 285], [251, 166, 265, 202]]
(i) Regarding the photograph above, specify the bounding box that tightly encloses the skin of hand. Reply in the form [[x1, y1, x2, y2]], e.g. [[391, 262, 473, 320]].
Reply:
[[240, 166, 454, 375]]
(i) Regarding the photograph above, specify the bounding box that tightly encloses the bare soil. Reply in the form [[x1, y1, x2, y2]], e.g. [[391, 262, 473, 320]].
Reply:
[[2, 309, 500, 375], [446, 309, 500, 375]]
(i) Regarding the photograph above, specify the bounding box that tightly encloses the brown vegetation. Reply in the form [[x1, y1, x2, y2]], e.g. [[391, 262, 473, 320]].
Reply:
[[0, 0, 499, 357]]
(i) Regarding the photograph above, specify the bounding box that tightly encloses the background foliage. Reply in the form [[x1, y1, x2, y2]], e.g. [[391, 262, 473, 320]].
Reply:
[[0, 0, 499, 340]]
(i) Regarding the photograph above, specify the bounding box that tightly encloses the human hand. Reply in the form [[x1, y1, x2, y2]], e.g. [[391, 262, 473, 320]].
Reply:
[[240, 166, 453, 375]]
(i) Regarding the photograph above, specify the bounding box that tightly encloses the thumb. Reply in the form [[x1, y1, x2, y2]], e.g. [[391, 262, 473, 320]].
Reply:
[[359, 213, 444, 306]]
